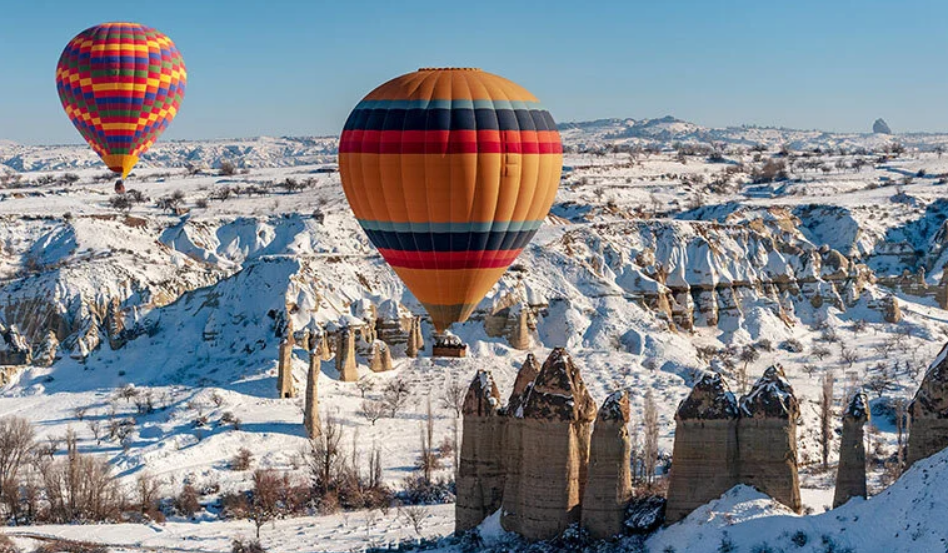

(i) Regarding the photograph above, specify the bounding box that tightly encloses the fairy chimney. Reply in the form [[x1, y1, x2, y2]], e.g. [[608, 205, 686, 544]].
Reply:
[[456, 370, 504, 532], [335, 327, 359, 382], [833, 391, 869, 508], [303, 345, 321, 439], [369, 341, 393, 373], [500, 353, 542, 532], [907, 343, 948, 466], [317, 329, 332, 361], [276, 334, 296, 398], [582, 390, 633, 539], [506, 304, 533, 350], [665, 372, 740, 524], [406, 317, 420, 358], [502, 348, 597, 540], [737, 365, 802, 513], [883, 294, 902, 323]]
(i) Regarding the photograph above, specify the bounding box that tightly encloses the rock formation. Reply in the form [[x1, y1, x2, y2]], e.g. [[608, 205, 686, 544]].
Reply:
[[374, 299, 414, 354], [368, 341, 392, 373], [316, 329, 332, 361], [303, 345, 321, 439], [500, 353, 541, 532], [834, 391, 869, 508], [335, 327, 359, 382], [907, 343, 948, 466], [883, 294, 902, 323], [665, 372, 739, 524], [406, 317, 421, 358], [276, 334, 296, 398], [737, 365, 801, 513], [503, 348, 597, 540], [582, 390, 633, 539], [506, 304, 533, 350], [0, 324, 31, 366], [456, 370, 504, 532], [873, 118, 892, 134], [31, 330, 59, 367]]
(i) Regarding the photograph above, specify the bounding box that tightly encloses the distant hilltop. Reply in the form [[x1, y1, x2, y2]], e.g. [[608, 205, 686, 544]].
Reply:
[[4, 116, 948, 173]]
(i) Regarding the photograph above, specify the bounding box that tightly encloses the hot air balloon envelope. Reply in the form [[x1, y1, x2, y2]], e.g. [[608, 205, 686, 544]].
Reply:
[[339, 68, 562, 331], [56, 22, 186, 180]]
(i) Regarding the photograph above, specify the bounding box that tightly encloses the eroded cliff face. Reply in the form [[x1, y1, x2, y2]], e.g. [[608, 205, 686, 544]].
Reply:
[[518, 210, 887, 340], [908, 343, 948, 466]]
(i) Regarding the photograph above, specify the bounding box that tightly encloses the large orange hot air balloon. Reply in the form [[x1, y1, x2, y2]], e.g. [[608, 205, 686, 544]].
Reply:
[[339, 68, 562, 331], [56, 22, 186, 191]]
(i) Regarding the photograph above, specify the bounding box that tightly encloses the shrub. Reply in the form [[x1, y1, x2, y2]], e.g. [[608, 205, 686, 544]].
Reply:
[[220, 161, 237, 176], [231, 448, 254, 471], [232, 538, 266, 553]]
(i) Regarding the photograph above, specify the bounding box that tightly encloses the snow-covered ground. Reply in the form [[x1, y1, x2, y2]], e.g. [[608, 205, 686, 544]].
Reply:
[[2, 121, 948, 552]]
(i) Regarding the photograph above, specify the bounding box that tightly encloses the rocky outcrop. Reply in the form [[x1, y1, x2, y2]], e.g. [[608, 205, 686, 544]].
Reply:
[[335, 327, 358, 382], [368, 340, 392, 372], [873, 118, 892, 134], [738, 365, 801, 513], [506, 304, 533, 350], [834, 391, 869, 508], [665, 372, 739, 524], [0, 323, 31, 366], [31, 330, 59, 367], [503, 348, 597, 540], [456, 370, 504, 532], [276, 335, 296, 398], [907, 343, 948, 466], [883, 294, 902, 323], [582, 390, 633, 539], [374, 299, 414, 354], [499, 353, 541, 532], [406, 317, 422, 358], [303, 345, 321, 439]]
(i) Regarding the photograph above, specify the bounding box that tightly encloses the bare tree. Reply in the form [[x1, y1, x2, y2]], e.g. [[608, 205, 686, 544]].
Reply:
[[360, 399, 386, 426], [839, 347, 858, 368], [438, 379, 465, 419], [136, 472, 161, 516], [355, 377, 375, 399], [820, 370, 835, 470], [738, 346, 759, 394], [643, 391, 659, 487], [417, 397, 440, 485], [0, 417, 34, 522], [382, 378, 412, 418], [309, 416, 344, 494], [812, 346, 832, 361], [250, 469, 282, 539], [399, 504, 428, 537], [895, 398, 908, 476]]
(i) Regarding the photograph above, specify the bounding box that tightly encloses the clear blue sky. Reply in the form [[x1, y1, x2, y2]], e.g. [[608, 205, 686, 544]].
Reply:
[[3, 0, 948, 144]]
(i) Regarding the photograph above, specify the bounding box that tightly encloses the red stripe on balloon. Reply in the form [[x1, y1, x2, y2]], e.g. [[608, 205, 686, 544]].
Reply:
[[340, 130, 563, 155], [378, 248, 523, 270]]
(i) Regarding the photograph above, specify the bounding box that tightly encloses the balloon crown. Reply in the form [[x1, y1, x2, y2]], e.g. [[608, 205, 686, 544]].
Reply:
[[417, 67, 481, 72]]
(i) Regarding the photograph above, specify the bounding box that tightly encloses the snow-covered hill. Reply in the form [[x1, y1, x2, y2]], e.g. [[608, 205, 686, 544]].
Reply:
[[2, 128, 948, 551]]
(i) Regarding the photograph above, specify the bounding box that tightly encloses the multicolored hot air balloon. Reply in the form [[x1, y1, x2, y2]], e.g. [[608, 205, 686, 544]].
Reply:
[[339, 68, 563, 331], [56, 22, 186, 191]]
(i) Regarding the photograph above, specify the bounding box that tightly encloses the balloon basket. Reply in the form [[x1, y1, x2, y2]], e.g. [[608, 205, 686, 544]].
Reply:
[[432, 332, 468, 358]]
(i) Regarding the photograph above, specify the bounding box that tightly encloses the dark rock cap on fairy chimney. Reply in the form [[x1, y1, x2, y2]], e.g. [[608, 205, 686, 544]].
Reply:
[[676, 372, 739, 420], [505, 353, 542, 417], [521, 348, 597, 422], [463, 370, 502, 417], [740, 364, 799, 419]]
